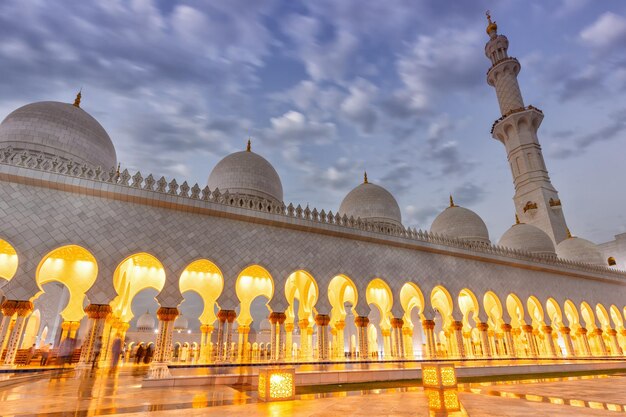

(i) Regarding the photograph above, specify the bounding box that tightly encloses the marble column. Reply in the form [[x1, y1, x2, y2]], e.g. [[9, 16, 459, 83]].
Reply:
[[402, 327, 413, 358], [541, 326, 557, 357], [299, 319, 311, 360], [559, 327, 575, 357], [577, 328, 591, 356], [284, 323, 294, 360], [592, 328, 608, 356], [381, 328, 391, 359], [147, 307, 179, 379], [501, 324, 516, 357], [224, 310, 237, 362], [355, 316, 370, 360], [450, 321, 465, 358], [390, 318, 404, 358], [0, 301, 18, 354], [3, 301, 33, 367], [315, 314, 331, 360], [421, 320, 436, 359], [522, 325, 537, 357], [237, 325, 250, 362], [199, 324, 214, 363], [269, 312, 286, 361], [335, 320, 345, 359], [77, 304, 112, 369], [477, 322, 491, 358], [607, 329, 622, 356], [215, 313, 226, 362]]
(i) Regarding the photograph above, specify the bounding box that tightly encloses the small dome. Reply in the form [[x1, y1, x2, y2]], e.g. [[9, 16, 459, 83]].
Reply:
[[174, 314, 189, 330], [431, 203, 490, 245], [556, 236, 604, 267], [339, 176, 402, 227], [259, 318, 271, 333], [499, 223, 556, 258], [136, 310, 155, 332], [0, 100, 117, 170], [208, 146, 283, 204]]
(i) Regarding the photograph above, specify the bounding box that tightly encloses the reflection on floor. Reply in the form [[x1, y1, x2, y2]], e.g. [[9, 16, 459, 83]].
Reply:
[[0, 367, 625, 416]]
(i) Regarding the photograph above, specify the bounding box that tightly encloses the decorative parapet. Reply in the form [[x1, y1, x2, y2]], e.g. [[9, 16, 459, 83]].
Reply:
[[0, 146, 623, 279], [490, 105, 543, 134]]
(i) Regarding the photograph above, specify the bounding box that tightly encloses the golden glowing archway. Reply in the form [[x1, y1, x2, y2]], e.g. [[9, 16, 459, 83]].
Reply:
[[430, 285, 454, 328], [235, 265, 274, 326], [0, 238, 18, 281], [610, 305, 624, 330], [285, 270, 318, 324], [36, 245, 98, 322], [564, 300, 580, 329], [328, 274, 358, 325], [400, 282, 425, 328], [483, 291, 504, 329], [580, 302, 596, 330], [546, 298, 563, 328], [506, 293, 525, 327], [458, 288, 480, 329], [595, 304, 611, 330], [179, 259, 224, 325], [527, 296, 545, 327], [366, 278, 393, 330], [111, 253, 166, 323]]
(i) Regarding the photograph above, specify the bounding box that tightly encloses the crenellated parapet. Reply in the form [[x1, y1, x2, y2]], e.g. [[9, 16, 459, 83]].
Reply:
[[0, 146, 623, 279]]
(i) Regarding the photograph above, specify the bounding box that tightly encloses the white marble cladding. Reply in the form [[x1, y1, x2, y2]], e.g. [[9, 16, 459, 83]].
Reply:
[[0, 149, 624, 318]]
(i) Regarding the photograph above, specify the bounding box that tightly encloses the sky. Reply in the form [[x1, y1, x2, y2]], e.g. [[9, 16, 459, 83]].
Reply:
[[1, 2, 626, 245]]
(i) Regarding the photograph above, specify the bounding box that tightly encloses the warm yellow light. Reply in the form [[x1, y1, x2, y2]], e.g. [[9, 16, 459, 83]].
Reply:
[[443, 390, 460, 411], [421, 363, 457, 389], [258, 367, 295, 401], [425, 389, 460, 413], [440, 366, 456, 387], [423, 367, 439, 386], [525, 394, 543, 402], [548, 397, 564, 404], [588, 401, 605, 410], [570, 399, 586, 408], [425, 389, 442, 410]]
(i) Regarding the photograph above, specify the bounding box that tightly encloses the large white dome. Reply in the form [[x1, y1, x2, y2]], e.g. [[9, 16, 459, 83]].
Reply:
[[499, 222, 556, 258], [556, 236, 605, 266], [0, 100, 117, 170], [339, 178, 402, 227], [174, 314, 189, 330], [430, 203, 490, 245], [208, 147, 283, 204], [136, 310, 155, 332]]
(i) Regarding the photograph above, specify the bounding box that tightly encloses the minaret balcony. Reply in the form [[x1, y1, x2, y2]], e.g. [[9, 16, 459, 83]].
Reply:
[[486, 57, 521, 86], [491, 105, 544, 142]]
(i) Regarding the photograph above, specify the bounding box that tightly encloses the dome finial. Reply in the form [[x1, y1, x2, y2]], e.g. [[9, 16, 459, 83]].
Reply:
[[515, 214, 520, 224], [246, 138, 251, 152], [363, 171, 368, 184], [486, 10, 498, 36], [73, 89, 82, 108], [449, 194, 455, 207], [566, 228, 572, 238]]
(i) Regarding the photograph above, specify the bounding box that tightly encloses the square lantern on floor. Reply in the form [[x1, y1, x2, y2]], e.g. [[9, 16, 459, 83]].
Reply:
[[258, 367, 296, 401], [424, 388, 461, 415], [421, 362, 457, 389]]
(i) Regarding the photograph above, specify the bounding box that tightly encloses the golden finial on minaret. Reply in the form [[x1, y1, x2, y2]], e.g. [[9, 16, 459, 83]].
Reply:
[[246, 139, 251, 152], [363, 171, 368, 184], [515, 214, 520, 224], [566, 228, 572, 238], [485, 10, 498, 35], [73, 89, 82, 108], [449, 194, 455, 207]]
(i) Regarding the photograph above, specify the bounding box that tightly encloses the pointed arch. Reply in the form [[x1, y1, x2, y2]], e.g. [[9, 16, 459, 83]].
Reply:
[[179, 259, 224, 326], [610, 305, 624, 330], [458, 288, 480, 329], [580, 302, 596, 330], [483, 291, 504, 329], [595, 304, 611, 330], [366, 278, 393, 329], [328, 274, 358, 324], [506, 293, 525, 327], [0, 238, 18, 281], [546, 298, 563, 328], [400, 282, 425, 327], [285, 270, 319, 324], [527, 296, 545, 327], [564, 300, 580, 329], [235, 264, 274, 326], [430, 285, 454, 327]]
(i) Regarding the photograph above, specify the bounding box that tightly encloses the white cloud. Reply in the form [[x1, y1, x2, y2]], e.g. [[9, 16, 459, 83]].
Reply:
[[340, 78, 378, 134], [580, 12, 626, 49], [266, 111, 336, 144]]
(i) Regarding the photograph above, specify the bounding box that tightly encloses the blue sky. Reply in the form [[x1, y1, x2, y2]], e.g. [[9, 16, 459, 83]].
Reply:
[[1, 0, 625, 248]]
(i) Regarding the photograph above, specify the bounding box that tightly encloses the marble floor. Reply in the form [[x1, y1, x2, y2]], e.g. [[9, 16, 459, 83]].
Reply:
[[0, 366, 625, 416]]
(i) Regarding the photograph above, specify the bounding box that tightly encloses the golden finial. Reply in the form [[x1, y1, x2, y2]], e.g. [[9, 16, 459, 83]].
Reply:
[[116, 163, 120, 176], [73, 89, 82, 108], [246, 139, 251, 152], [515, 214, 520, 224], [485, 10, 498, 35], [449, 194, 455, 207], [566, 228, 572, 238], [363, 171, 368, 184]]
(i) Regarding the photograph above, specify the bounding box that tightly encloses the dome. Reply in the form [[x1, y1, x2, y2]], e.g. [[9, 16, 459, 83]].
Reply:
[[136, 310, 155, 332], [499, 222, 556, 258], [174, 314, 189, 331], [339, 175, 402, 227], [556, 236, 605, 267], [207, 144, 283, 204], [259, 318, 271, 333], [430, 200, 490, 245], [0, 99, 117, 170]]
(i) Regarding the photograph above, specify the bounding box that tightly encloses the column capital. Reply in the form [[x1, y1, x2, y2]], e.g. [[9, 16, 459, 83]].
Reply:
[[591, 328, 603, 336], [559, 326, 570, 334], [381, 328, 391, 337], [85, 304, 112, 319], [607, 329, 617, 336], [298, 318, 310, 328], [541, 325, 553, 334], [237, 325, 250, 334], [2, 300, 33, 317], [477, 322, 489, 331], [620, 329, 626, 337], [402, 327, 413, 336], [390, 318, 404, 328], [334, 320, 345, 330], [269, 312, 286, 324], [284, 322, 294, 332], [500, 323, 512, 332], [576, 327, 588, 335], [1, 300, 19, 316], [355, 316, 370, 327], [200, 324, 214, 333], [421, 319, 435, 330], [157, 307, 179, 322], [521, 324, 534, 333], [450, 320, 463, 331], [217, 309, 237, 322], [314, 314, 330, 326]]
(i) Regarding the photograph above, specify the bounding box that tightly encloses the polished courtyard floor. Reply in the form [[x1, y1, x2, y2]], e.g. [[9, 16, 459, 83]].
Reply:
[[1, 365, 626, 416]]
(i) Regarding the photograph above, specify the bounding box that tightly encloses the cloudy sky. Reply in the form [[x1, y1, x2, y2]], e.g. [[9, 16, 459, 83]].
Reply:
[[1, 0, 626, 247]]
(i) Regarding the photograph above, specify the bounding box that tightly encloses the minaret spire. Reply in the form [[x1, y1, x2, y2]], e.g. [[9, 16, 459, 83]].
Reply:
[[73, 89, 82, 108], [246, 139, 251, 152], [485, 15, 569, 244], [363, 171, 368, 184]]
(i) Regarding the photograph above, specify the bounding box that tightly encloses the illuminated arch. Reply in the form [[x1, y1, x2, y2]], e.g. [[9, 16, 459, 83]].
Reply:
[[595, 304, 611, 330], [483, 291, 504, 329], [546, 298, 563, 328], [505, 293, 525, 327], [285, 270, 318, 324], [111, 253, 166, 323], [564, 300, 580, 329], [400, 282, 425, 328], [0, 238, 18, 281], [179, 259, 224, 326], [328, 274, 358, 324], [458, 288, 480, 329], [235, 265, 274, 326], [527, 296, 545, 327], [430, 285, 454, 328], [366, 278, 393, 330], [610, 305, 624, 330], [21, 309, 40, 348], [580, 302, 596, 330], [36, 245, 98, 322]]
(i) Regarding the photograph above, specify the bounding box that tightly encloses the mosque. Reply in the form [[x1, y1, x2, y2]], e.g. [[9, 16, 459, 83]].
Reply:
[[0, 16, 625, 377]]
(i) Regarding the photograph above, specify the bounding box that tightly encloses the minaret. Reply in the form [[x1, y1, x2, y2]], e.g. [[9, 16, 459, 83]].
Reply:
[[484, 13, 568, 244]]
